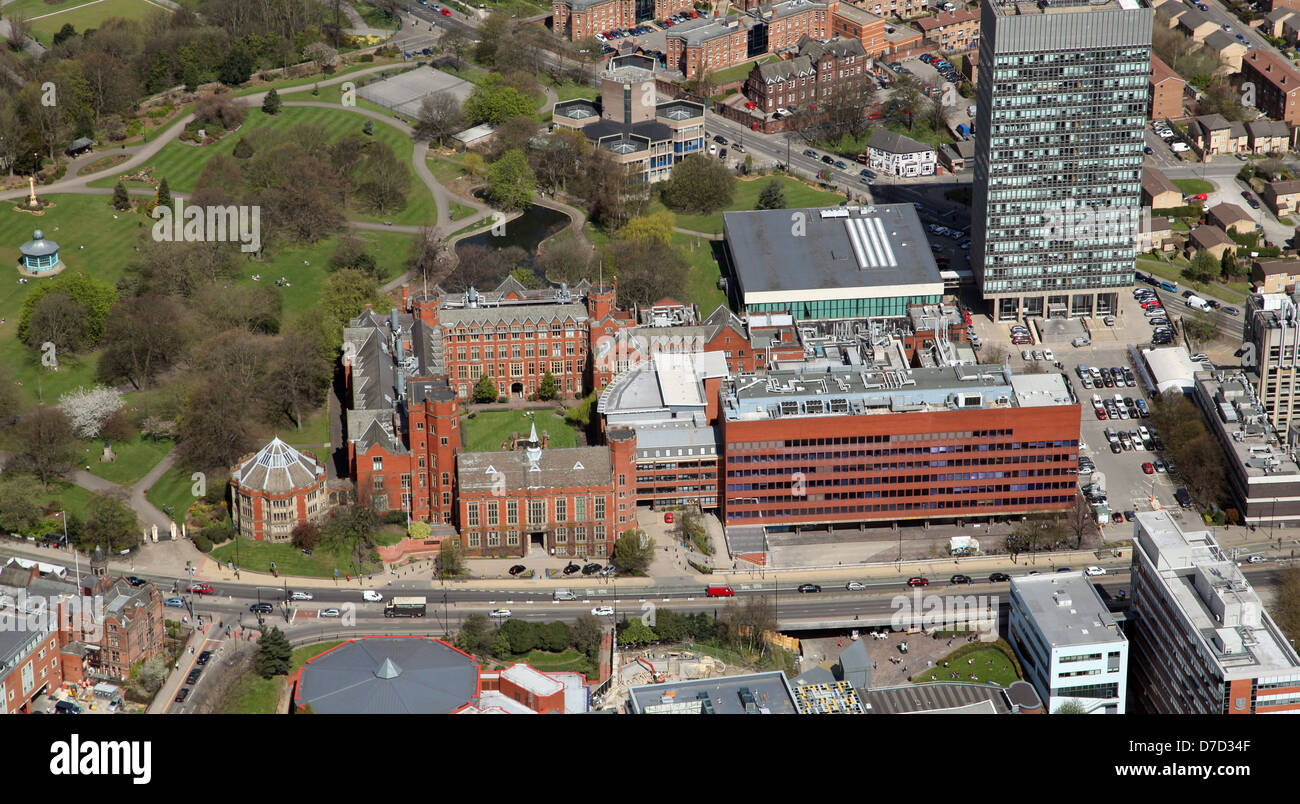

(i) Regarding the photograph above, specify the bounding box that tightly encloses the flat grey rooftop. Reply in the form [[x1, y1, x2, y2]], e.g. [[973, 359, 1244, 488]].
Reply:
[[723, 205, 942, 300], [627, 671, 798, 714], [1011, 571, 1126, 649], [863, 683, 1014, 714]]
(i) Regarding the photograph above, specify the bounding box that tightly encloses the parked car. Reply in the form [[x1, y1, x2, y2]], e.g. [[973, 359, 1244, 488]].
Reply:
[[127, 576, 148, 587], [563, 563, 581, 575], [802, 148, 817, 158], [797, 583, 822, 593], [174, 688, 190, 703], [582, 562, 603, 575], [509, 564, 527, 575], [196, 650, 213, 665]]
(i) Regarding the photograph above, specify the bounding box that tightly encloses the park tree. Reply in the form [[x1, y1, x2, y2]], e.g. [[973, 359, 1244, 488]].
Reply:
[[355, 141, 410, 214], [726, 595, 776, 658], [233, 138, 254, 159], [256, 627, 293, 678], [473, 374, 498, 403], [500, 618, 539, 654], [59, 386, 125, 439], [537, 233, 596, 285], [414, 92, 464, 146], [661, 154, 735, 214], [1186, 249, 1220, 283], [539, 621, 571, 652], [491, 628, 513, 659], [456, 613, 493, 654], [607, 235, 688, 308], [82, 491, 139, 553], [176, 375, 257, 472], [571, 612, 603, 660], [537, 372, 558, 401], [485, 149, 537, 210], [1221, 249, 1238, 280], [303, 42, 339, 73], [137, 656, 169, 693], [97, 294, 189, 389], [411, 226, 455, 285], [291, 522, 321, 549], [440, 27, 472, 68], [218, 42, 255, 86], [329, 234, 381, 278], [613, 528, 655, 575], [262, 88, 282, 115], [321, 269, 386, 334], [619, 211, 676, 246], [13, 407, 76, 486], [262, 331, 333, 430], [18, 272, 117, 353], [112, 181, 131, 211], [756, 179, 787, 210], [619, 617, 657, 647], [0, 476, 43, 533], [464, 74, 535, 126], [155, 177, 171, 209]]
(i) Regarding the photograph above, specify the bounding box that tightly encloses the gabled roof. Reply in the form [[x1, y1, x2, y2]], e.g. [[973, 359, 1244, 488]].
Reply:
[[1208, 201, 1253, 225], [1142, 167, 1180, 199], [1189, 224, 1235, 249], [1247, 119, 1290, 139], [1150, 55, 1181, 86], [1194, 113, 1230, 133], [867, 128, 933, 155], [1203, 30, 1244, 53]]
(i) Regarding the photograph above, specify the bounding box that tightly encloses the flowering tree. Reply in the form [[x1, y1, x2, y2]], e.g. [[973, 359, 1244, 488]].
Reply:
[[60, 385, 125, 439]]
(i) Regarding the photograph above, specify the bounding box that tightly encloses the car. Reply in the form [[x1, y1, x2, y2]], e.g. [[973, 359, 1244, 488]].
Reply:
[[1022, 349, 1032, 360], [743, 101, 756, 110], [833, 160, 849, 170], [490, 608, 511, 618], [802, 148, 817, 158], [196, 650, 213, 665], [1144, 146, 1153, 154], [1154, 460, 1167, 473], [989, 572, 1011, 583], [860, 169, 873, 179], [713, 134, 728, 145], [189, 583, 213, 594], [509, 564, 527, 576], [249, 602, 273, 614], [440, 6, 452, 14], [174, 688, 190, 703], [1043, 349, 1055, 362], [1142, 461, 1155, 475], [289, 591, 313, 601], [1085, 566, 1106, 577], [1248, 554, 1267, 564], [1077, 464, 1094, 475], [708, 144, 717, 155], [1149, 318, 1170, 328], [1189, 353, 1207, 363], [1032, 349, 1044, 361], [1188, 193, 1207, 202], [300, 548, 313, 555], [320, 608, 341, 617], [127, 576, 148, 587], [797, 583, 822, 593], [592, 606, 615, 616], [950, 574, 972, 584], [1245, 195, 1261, 209], [563, 563, 581, 575], [164, 597, 185, 608], [907, 577, 929, 587], [1057, 567, 1074, 573], [362, 590, 383, 602], [582, 562, 603, 575], [732, 143, 745, 152], [600, 565, 618, 577], [1110, 441, 1122, 454], [846, 581, 867, 591], [1224, 306, 1240, 316], [719, 148, 728, 159]]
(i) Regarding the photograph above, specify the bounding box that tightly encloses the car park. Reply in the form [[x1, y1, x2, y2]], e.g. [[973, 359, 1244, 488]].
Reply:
[[797, 583, 822, 593], [1154, 459, 1167, 473], [1142, 462, 1155, 474]]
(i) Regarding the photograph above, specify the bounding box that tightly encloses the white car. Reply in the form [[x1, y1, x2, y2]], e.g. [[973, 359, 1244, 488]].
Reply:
[[1022, 349, 1032, 360], [591, 606, 615, 616], [320, 608, 341, 617], [1043, 349, 1055, 362], [362, 590, 383, 602], [490, 608, 511, 618], [777, 107, 790, 117], [846, 581, 867, 591], [289, 591, 313, 601], [1247, 554, 1267, 564], [708, 144, 717, 155], [1085, 566, 1106, 576]]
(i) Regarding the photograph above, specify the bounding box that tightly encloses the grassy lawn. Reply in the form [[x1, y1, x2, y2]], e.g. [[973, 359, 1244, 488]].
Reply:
[[451, 216, 495, 238], [293, 641, 345, 667], [0, 194, 144, 407], [461, 409, 580, 452], [78, 436, 173, 487], [281, 405, 331, 448], [513, 648, 595, 677], [1138, 258, 1247, 303], [11, 0, 167, 45], [647, 175, 846, 235], [913, 645, 1021, 687], [353, 0, 400, 28], [253, 229, 412, 319], [674, 232, 727, 314], [211, 535, 378, 577], [1173, 178, 1214, 195], [99, 105, 437, 227], [706, 56, 773, 86], [230, 60, 411, 99], [144, 466, 202, 523], [549, 79, 598, 102], [37, 482, 95, 520], [426, 151, 477, 187], [218, 673, 281, 714], [449, 200, 477, 221], [883, 118, 953, 149]]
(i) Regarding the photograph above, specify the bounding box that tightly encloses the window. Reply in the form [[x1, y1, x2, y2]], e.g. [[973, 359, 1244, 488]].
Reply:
[[555, 498, 567, 521], [575, 497, 587, 521], [529, 499, 546, 525], [372, 457, 383, 471], [507, 501, 519, 525], [595, 498, 606, 520], [487, 502, 499, 526]]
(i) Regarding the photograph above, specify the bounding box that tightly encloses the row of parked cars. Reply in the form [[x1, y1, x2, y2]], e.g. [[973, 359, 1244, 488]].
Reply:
[[657, 9, 701, 26], [919, 53, 962, 87], [1009, 322, 1032, 346], [1134, 288, 1176, 345]]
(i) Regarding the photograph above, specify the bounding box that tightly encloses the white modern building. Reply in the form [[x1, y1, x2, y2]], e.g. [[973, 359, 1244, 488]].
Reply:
[[1008, 571, 1129, 713], [866, 129, 937, 178]]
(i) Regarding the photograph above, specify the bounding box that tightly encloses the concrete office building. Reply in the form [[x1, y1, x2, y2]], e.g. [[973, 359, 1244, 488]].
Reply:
[[1008, 572, 1128, 713], [1129, 510, 1300, 713], [1244, 290, 1300, 437], [971, 0, 1153, 321]]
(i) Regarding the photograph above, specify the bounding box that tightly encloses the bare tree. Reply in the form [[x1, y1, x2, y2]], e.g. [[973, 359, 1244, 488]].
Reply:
[[5, 8, 30, 51], [414, 91, 464, 146]]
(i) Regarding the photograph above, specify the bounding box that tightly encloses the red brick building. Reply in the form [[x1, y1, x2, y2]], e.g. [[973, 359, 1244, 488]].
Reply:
[[719, 367, 1080, 529], [552, 0, 696, 41], [0, 625, 62, 713], [455, 424, 639, 558], [75, 574, 166, 683], [666, 0, 835, 80], [831, 3, 886, 57], [743, 36, 869, 116], [1241, 49, 1300, 127], [914, 7, 979, 53], [231, 438, 329, 541], [1149, 55, 1184, 122]]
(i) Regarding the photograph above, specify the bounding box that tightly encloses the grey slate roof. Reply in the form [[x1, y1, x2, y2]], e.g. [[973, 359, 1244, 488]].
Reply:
[[457, 443, 613, 493], [295, 637, 479, 714], [235, 438, 323, 494], [1194, 113, 1230, 133], [1204, 29, 1243, 52], [1248, 119, 1290, 139], [867, 128, 934, 155]]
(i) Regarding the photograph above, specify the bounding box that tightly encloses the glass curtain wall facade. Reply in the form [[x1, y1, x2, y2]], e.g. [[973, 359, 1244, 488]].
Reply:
[[971, 1, 1153, 322]]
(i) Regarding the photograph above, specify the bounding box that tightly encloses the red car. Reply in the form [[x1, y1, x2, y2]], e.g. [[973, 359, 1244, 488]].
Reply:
[[690, 9, 699, 16], [744, 101, 756, 110], [1188, 193, 1207, 202], [440, 7, 452, 15], [907, 577, 929, 587], [189, 583, 214, 594], [1142, 462, 1155, 474], [664, 511, 674, 524]]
